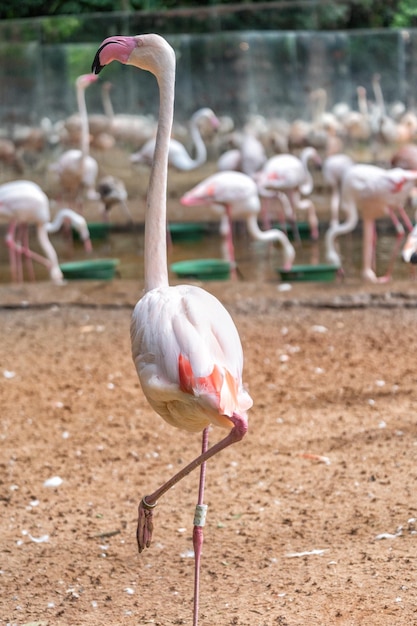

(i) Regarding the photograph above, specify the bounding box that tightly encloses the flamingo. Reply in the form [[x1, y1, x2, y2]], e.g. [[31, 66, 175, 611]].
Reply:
[[92, 33, 253, 626], [180, 170, 295, 271], [322, 153, 355, 226], [391, 143, 417, 170], [340, 86, 373, 145], [256, 147, 321, 240], [217, 131, 267, 177], [130, 107, 220, 171], [100, 80, 157, 147], [50, 73, 100, 208], [0, 180, 91, 284], [391, 143, 417, 211], [97, 175, 132, 222], [325, 164, 417, 282]]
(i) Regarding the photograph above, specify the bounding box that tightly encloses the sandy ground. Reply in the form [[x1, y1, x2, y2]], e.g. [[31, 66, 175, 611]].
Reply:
[[1, 274, 417, 626]]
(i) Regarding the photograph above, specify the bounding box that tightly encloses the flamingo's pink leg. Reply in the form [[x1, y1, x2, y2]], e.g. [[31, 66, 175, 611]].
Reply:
[[287, 190, 301, 243], [137, 412, 247, 553], [259, 195, 273, 231], [192, 427, 209, 626], [382, 207, 407, 280], [20, 224, 36, 282], [224, 203, 237, 280], [5, 221, 19, 282]]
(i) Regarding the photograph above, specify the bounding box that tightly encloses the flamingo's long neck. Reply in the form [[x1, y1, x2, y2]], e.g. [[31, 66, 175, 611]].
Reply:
[[77, 83, 90, 159], [325, 192, 358, 265], [46, 208, 83, 233], [245, 214, 295, 266], [300, 150, 314, 195], [144, 60, 175, 292], [188, 112, 207, 169], [36, 225, 60, 269]]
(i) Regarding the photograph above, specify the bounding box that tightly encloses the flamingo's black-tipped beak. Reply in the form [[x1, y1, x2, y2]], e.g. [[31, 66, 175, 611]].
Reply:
[[410, 251, 417, 264], [91, 43, 108, 74]]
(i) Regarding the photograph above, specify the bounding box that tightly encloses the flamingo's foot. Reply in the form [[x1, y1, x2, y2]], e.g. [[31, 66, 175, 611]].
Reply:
[[362, 268, 390, 284], [376, 275, 391, 284], [137, 496, 157, 553], [336, 267, 345, 281]]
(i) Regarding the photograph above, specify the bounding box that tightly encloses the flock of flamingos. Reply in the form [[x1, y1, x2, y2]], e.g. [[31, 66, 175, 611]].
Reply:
[[3, 32, 417, 626], [1, 50, 417, 284]]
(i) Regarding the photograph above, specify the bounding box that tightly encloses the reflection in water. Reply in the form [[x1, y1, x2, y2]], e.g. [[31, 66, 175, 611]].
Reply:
[[0, 221, 413, 285]]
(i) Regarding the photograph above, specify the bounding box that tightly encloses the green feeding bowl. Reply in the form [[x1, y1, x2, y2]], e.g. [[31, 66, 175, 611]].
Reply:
[[274, 221, 312, 241], [278, 264, 339, 282], [60, 258, 119, 280], [73, 222, 110, 241], [170, 259, 231, 281], [169, 222, 206, 243]]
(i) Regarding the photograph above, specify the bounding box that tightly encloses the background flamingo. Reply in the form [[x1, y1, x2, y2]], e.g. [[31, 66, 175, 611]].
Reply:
[[130, 107, 220, 171], [180, 170, 295, 272], [391, 143, 417, 210], [256, 146, 321, 240], [49, 73, 100, 209], [217, 130, 267, 177], [0, 180, 91, 284], [97, 175, 132, 222], [100, 79, 157, 148], [325, 164, 417, 282], [92, 33, 252, 626]]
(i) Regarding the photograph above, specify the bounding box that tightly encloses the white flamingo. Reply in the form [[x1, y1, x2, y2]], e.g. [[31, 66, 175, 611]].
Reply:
[[0, 180, 91, 284], [92, 33, 252, 626], [325, 164, 417, 282], [256, 146, 321, 240], [217, 131, 267, 177], [131, 107, 220, 171], [50, 73, 100, 208], [180, 170, 295, 272]]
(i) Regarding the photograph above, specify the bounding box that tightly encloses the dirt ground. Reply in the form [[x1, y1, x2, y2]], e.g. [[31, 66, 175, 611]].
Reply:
[[1, 272, 417, 626]]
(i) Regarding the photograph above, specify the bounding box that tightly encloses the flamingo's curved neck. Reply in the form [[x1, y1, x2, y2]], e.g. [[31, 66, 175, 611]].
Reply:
[[325, 193, 358, 265], [188, 112, 207, 169], [245, 214, 295, 266], [77, 83, 90, 158], [36, 224, 60, 269], [46, 208, 81, 233], [300, 150, 314, 195], [144, 61, 175, 292]]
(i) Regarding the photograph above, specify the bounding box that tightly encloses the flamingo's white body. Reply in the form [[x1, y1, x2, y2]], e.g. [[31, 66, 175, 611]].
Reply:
[[50, 73, 100, 207], [0, 180, 91, 284], [217, 132, 267, 177], [92, 33, 252, 626], [325, 164, 417, 282], [130, 107, 220, 171], [256, 147, 321, 239], [180, 170, 295, 270]]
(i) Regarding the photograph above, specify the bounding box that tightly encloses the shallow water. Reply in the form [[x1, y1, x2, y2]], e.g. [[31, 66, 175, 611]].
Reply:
[[0, 220, 413, 286]]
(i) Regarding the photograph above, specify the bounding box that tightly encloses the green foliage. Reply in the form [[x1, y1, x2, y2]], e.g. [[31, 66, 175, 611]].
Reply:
[[41, 16, 82, 42], [0, 0, 416, 31], [391, 0, 417, 27]]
